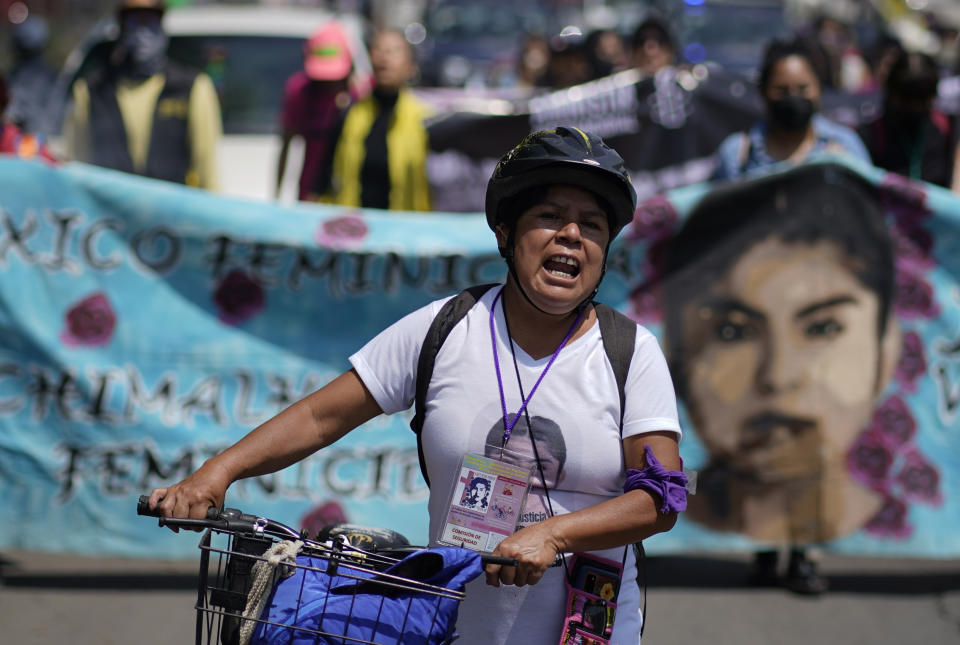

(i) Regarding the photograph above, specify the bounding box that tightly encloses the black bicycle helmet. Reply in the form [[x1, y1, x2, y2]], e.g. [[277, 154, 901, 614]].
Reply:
[[485, 126, 637, 238]]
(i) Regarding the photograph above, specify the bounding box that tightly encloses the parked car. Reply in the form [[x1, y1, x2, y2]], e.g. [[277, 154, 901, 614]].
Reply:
[[50, 3, 371, 203]]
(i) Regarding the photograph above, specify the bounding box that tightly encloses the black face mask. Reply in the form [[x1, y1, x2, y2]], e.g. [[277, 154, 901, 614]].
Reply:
[[768, 95, 815, 132], [120, 24, 168, 78]]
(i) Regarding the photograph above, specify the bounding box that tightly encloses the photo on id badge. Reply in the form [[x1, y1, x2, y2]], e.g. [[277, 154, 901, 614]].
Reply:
[[438, 451, 532, 552], [457, 473, 492, 511]]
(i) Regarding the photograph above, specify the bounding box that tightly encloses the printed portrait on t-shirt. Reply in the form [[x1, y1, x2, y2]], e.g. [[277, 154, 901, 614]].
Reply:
[[484, 413, 567, 488], [483, 413, 567, 527]]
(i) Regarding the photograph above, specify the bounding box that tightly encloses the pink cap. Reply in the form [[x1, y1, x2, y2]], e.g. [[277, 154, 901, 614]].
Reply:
[[304, 22, 352, 81]]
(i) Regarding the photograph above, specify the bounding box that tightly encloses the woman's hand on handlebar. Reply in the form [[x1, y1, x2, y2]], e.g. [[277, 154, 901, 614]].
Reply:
[[147, 461, 232, 531], [484, 522, 560, 588]]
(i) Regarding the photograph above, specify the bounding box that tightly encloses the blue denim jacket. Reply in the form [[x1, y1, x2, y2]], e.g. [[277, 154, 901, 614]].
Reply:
[[711, 114, 871, 181]]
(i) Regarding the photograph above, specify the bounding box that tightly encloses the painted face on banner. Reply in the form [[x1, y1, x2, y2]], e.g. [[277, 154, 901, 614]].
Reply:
[[678, 237, 896, 483]]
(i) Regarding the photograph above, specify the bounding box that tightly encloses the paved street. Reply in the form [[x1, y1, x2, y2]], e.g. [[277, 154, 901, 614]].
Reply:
[[2, 548, 958, 644]]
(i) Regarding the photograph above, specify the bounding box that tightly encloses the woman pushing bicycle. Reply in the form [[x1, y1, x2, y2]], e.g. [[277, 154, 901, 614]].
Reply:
[[147, 127, 686, 644]]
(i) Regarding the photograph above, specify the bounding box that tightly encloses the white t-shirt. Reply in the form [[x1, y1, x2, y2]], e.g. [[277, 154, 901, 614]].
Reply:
[[350, 285, 681, 645]]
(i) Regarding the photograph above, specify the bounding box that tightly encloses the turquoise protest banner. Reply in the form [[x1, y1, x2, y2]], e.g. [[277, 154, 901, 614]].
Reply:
[[0, 158, 506, 558], [0, 155, 957, 559]]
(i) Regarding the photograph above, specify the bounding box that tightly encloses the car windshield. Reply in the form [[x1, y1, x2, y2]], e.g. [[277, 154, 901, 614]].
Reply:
[[429, 2, 547, 41], [419, 0, 552, 85], [168, 34, 305, 135]]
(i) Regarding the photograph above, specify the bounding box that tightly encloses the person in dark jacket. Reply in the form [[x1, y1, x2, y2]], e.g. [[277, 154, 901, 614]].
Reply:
[[63, 0, 222, 189], [860, 50, 956, 190], [6, 15, 58, 136], [712, 38, 870, 181]]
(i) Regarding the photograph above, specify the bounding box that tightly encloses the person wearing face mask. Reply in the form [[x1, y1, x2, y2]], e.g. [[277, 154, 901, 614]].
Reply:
[[63, 0, 222, 190], [6, 15, 58, 137], [859, 50, 957, 191], [711, 38, 869, 181]]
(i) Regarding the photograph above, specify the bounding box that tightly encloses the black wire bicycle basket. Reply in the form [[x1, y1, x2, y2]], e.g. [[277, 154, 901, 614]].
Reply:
[[137, 498, 493, 645], [197, 527, 474, 645]]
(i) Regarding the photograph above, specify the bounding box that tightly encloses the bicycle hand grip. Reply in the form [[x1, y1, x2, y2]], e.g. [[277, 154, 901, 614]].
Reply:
[[481, 555, 519, 567], [137, 494, 220, 520]]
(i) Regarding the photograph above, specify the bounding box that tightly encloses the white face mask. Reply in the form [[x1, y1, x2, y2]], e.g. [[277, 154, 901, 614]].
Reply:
[[121, 23, 168, 77]]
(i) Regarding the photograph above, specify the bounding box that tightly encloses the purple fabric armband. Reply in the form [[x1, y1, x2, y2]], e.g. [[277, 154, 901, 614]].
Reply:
[[623, 445, 689, 514]]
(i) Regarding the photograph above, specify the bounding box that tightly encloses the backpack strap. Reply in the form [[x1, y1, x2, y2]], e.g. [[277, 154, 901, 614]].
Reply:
[[594, 302, 637, 430], [595, 302, 644, 629], [411, 283, 499, 487]]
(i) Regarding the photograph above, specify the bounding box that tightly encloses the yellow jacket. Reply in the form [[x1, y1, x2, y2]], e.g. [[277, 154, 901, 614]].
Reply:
[[328, 88, 431, 211]]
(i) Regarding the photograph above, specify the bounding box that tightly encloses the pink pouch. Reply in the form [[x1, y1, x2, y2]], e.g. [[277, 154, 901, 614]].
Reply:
[[558, 553, 623, 644]]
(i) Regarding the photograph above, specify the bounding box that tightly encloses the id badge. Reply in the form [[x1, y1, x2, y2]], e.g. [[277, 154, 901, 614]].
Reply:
[[436, 450, 533, 552], [559, 553, 623, 645]]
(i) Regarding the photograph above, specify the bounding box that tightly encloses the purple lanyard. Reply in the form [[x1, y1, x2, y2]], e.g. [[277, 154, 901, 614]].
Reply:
[[489, 288, 583, 443]]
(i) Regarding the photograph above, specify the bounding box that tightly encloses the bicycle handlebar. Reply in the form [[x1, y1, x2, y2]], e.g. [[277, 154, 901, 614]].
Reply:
[[137, 495, 302, 539], [137, 495, 518, 567], [137, 495, 220, 520]]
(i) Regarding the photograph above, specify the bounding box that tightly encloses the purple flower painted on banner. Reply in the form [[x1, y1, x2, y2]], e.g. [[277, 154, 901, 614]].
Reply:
[[213, 270, 265, 325], [863, 494, 912, 539], [315, 213, 369, 249], [879, 173, 932, 228], [846, 392, 940, 539], [894, 331, 926, 392], [896, 450, 942, 505], [891, 225, 936, 271], [847, 429, 895, 489], [61, 292, 117, 347], [894, 267, 940, 319], [629, 195, 678, 241], [871, 395, 917, 449]]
